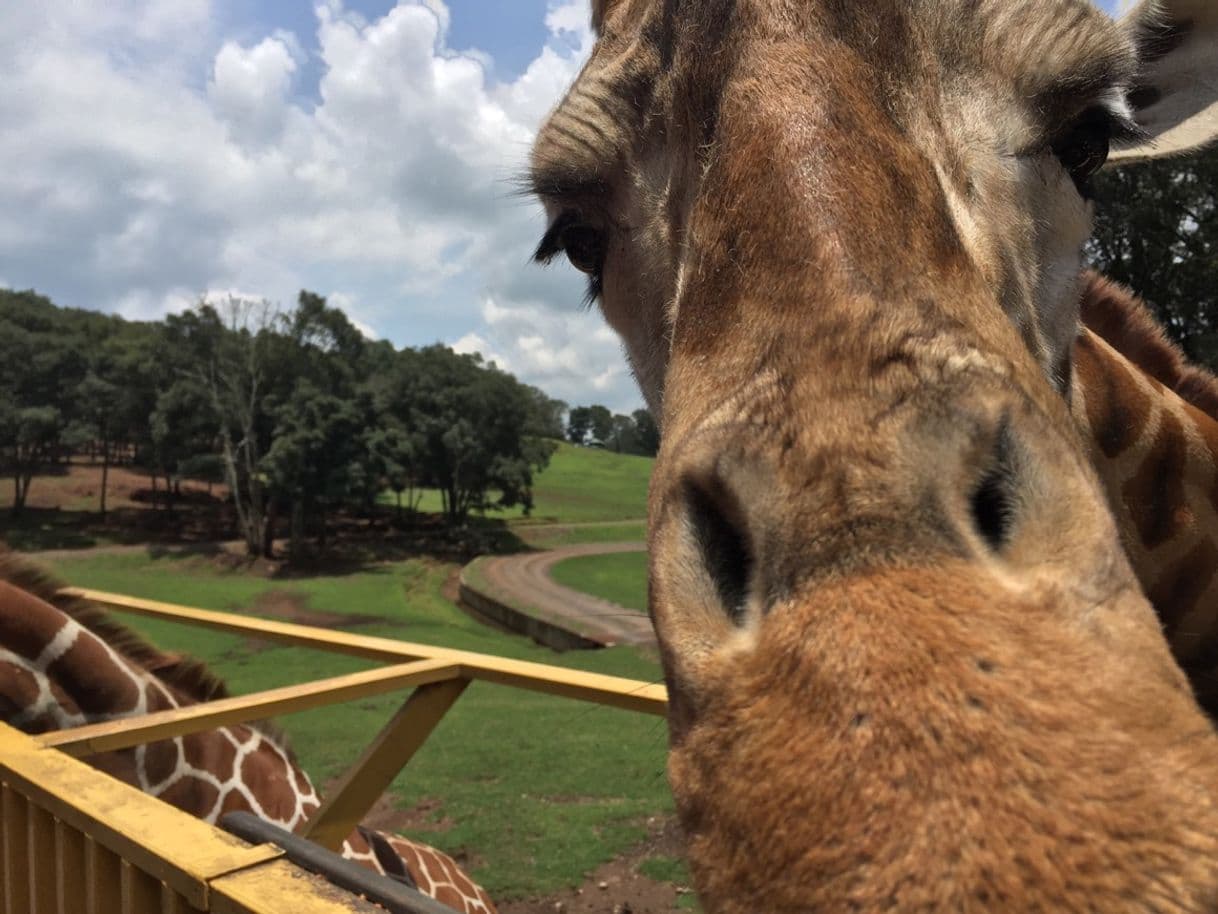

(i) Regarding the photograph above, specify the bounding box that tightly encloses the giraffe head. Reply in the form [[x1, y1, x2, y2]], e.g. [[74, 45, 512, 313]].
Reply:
[[531, 0, 1218, 910]]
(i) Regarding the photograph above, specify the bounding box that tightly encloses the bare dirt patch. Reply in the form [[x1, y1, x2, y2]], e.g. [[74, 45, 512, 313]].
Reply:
[[249, 590, 384, 629], [346, 793, 457, 837], [2, 461, 225, 513], [500, 817, 692, 914]]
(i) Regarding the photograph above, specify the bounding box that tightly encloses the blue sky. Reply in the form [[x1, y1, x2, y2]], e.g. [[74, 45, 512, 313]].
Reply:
[[0, 1, 1128, 412]]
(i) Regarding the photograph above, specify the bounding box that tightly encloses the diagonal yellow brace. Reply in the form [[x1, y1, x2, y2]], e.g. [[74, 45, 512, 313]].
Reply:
[[36, 658, 460, 757], [303, 677, 470, 851]]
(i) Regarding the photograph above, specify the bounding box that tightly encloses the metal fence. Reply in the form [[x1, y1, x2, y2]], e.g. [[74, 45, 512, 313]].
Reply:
[[0, 587, 667, 913]]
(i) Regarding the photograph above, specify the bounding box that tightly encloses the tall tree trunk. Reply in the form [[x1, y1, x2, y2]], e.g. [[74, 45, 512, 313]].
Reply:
[[263, 498, 277, 559], [290, 500, 304, 558], [99, 439, 110, 520]]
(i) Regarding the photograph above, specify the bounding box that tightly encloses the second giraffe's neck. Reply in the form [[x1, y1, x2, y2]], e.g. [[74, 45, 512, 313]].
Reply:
[[1071, 275, 1218, 702]]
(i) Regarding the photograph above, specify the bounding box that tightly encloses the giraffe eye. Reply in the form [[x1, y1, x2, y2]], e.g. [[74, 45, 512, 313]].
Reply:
[[533, 210, 607, 301], [557, 223, 606, 276], [1051, 107, 1113, 193]]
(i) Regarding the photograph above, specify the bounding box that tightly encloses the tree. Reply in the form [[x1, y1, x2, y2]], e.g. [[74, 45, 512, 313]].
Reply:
[[633, 408, 660, 456], [149, 378, 220, 512], [587, 405, 613, 445], [384, 346, 554, 525], [76, 371, 121, 518], [524, 387, 567, 440], [566, 404, 614, 446], [168, 298, 278, 555], [262, 382, 369, 552], [0, 405, 60, 514], [365, 421, 424, 520], [607, 414, 638, 454], [566, 406, 592, 444], [1089, 146, 1218, 363]]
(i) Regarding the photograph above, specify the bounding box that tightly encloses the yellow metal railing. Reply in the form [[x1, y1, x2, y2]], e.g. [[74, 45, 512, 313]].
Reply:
[[1, 586, 667, 909], [0, 724, 379, 913]]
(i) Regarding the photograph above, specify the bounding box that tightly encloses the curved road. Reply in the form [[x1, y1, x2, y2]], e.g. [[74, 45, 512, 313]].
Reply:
[[476, 542, 655, 647]]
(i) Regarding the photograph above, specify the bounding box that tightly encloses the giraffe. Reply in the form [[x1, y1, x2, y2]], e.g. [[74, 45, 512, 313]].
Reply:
[[1074, 270, 1218, 713], [0, 548, 496, 914], [530, 0, 1218, 911]]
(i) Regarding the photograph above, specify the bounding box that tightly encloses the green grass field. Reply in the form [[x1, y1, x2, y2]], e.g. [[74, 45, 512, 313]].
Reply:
[[515, 521, 647, 550], [550, 552, 649, 613], [385, 442, 653, 524], [46, 552, 670, 900]]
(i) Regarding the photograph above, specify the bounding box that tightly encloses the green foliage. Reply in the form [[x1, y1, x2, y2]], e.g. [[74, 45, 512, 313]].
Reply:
[[566, 405, 593, 444], [524, 386, 567, 440], [568, 404, 659, 456], [1, 285, 576, 553], [375, 345, 555, 524], [1089, 146, 1218, 363], [632, 408, 660, 456]]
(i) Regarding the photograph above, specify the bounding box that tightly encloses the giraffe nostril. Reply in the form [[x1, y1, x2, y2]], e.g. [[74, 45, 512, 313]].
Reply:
[[683, 476, 754, 626], [969, 420, 1018, 551]]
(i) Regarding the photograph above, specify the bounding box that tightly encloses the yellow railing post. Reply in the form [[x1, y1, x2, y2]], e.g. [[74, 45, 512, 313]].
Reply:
[[304, 678, 470, 851]]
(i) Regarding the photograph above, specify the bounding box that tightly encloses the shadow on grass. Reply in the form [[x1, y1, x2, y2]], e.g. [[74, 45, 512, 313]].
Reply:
[[1, 503, 534, 578], [268, 515, 533, 579], [0, 505, 235, 553]]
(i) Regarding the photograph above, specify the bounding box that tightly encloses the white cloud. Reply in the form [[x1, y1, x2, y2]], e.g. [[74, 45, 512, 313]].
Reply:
[[452, 296, 636, 410], [208, 37, 298, 148], [0, 0, 642, 410]]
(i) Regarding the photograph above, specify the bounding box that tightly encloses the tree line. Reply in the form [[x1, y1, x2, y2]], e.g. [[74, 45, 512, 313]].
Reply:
[[0, 289, 576, 556], [564, 404, 659, 456], [1090, 146, 1218, 362]]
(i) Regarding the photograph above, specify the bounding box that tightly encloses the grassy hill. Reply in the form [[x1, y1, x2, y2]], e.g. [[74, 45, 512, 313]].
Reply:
[[391, 442, 653, 525]]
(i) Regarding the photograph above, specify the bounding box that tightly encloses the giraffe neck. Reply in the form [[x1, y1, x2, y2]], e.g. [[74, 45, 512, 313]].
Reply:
[[0, 570, 319, 829], [1071, 274, 1218, 709], [0, 552, 496, 914]]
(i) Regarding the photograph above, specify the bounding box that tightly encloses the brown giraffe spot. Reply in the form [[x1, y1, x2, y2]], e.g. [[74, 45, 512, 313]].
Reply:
[[434, 885, 468, 911], [217, 787, 261, 821], [183, 727, 238, 779], [289, 751, 315, 798], [1074, 334, 1153, 460], [142, 739, 181, 788], [159, 776, 221, 819], [1122, 409, 1189, 550], [0, 662, 42, 714], [399, 843, 426, 885], [237, 738, 300, 823], [92, 750, 141, 787], [446, 858, 485, 899], [47, 627, 143, 715], [1152, 540, 1218, 636], [0, 582, 71, 661]]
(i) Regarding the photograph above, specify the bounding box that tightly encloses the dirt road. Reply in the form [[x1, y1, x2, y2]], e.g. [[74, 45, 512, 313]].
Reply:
[[474, 542, 655, 647]]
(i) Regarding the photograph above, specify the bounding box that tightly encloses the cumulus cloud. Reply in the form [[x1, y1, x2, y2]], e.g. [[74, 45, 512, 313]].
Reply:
[[0, 0, 643, 412], [208, 36, 299, 148]]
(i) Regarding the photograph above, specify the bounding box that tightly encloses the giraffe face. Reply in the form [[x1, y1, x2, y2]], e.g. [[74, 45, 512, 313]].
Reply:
[[531, 0, 1218, 909]]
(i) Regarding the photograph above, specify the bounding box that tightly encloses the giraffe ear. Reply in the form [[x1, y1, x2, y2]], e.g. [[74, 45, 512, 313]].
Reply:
[[1109, 0, 1218, 163]]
